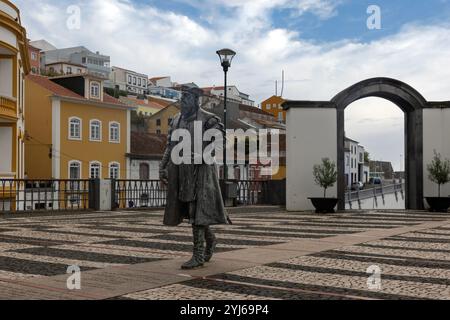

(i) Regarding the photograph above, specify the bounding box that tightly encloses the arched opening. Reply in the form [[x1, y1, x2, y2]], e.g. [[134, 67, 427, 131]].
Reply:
[[344, 97, 405, 209], [332, 78, 426, 210]]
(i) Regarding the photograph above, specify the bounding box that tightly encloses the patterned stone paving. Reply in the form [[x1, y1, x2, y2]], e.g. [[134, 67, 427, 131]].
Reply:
[[0, 208, 449, 299]]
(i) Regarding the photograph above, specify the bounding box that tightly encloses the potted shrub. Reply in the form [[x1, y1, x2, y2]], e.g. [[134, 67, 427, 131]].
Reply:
[[425, 151, 450, 212], [309, 158, 338, 213]]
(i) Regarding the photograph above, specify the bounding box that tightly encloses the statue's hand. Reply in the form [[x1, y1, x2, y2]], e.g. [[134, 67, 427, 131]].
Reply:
[[159, 169, 168, 186]]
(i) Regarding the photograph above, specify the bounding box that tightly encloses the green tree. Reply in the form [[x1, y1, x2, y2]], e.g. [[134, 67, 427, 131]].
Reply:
[[364, 151, 370, 163], [427, 151, 450, 197], [313, 158, 338, 198]]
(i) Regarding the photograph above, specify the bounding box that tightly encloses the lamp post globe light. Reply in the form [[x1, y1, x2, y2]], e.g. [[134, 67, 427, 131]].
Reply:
[[216, 48, 236, 181]]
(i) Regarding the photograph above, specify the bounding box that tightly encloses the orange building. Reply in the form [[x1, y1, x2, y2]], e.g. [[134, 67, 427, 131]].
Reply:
[[261, 95, 286, 123], [25, 74, 133, 180]]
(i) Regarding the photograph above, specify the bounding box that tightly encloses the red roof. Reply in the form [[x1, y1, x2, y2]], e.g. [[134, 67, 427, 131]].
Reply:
[[149, 76, 169, 81], [27, 74, 128, 108], [130, 132, 167, 156], [239, 104, 273, 116], [120, 96, 166, 110], [148, 96, 175, 108], [27, 74, 84, 99]]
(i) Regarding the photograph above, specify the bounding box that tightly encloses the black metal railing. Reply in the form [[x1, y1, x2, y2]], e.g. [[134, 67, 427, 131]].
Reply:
[[0, 179, 91, 213], [114, 180, 167, 209], [1, 178, 278, 213], [236, 180, 268, 205]]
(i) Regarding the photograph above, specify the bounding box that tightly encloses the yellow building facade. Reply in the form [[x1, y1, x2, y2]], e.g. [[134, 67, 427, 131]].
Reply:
[[119, 96, 165, 117], [147, 104, 179, 135], [261, 95, 286, 123], [25, 74, 132, 180], [0, 0, 30, 183]]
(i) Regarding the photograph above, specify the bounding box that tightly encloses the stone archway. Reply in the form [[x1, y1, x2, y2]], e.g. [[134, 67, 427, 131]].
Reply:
[[331, 77, 427, 210], [282, 77, 450, 212]]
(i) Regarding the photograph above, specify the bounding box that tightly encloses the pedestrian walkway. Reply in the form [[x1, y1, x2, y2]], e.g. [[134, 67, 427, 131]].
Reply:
[[0, 208, 449, 299]]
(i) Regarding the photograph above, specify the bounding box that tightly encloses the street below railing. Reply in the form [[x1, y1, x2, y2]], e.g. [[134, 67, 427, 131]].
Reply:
[[345, 182, 405, 210]]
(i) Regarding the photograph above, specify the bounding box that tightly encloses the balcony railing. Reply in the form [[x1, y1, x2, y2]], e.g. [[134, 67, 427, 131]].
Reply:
[[0, 0, 20, 22], [0, 95, 16, 118]]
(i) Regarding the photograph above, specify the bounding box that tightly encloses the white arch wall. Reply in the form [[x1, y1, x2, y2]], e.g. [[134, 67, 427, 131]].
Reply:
[[423, 108, 450, 199], [286, 107, 337, 211]]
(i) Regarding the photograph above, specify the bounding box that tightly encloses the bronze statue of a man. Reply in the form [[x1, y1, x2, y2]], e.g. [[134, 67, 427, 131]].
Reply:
[[159, 86, 229, 269]]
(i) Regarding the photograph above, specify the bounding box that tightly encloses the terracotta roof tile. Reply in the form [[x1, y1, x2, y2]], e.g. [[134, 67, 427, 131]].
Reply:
[[27, 74, 84, 99], [148, 96, 176, 108], [239, 104, 273, 116], [120, 97, 166, 109], [103, 93, 128, 106], [27, 74, 128, 108], [130, 132, 167, 156]]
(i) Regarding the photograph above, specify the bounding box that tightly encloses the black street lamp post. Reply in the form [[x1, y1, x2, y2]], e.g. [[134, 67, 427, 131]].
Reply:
[[216, 48, 236, 181]]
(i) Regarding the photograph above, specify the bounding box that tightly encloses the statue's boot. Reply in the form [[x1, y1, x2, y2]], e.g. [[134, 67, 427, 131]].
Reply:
[[181, 225, 205, 269], [204, 226, 217, 262]]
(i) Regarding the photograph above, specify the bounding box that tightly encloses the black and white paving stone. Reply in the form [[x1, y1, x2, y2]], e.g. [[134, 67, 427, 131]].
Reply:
[[0, 208, 449, 299]]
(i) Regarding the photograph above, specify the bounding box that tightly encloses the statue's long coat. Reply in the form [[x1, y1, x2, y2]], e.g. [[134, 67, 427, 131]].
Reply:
[[160, 108, 228, 226]]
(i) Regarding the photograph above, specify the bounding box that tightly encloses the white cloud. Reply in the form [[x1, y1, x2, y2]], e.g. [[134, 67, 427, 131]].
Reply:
[[15, 0, 450, 169]]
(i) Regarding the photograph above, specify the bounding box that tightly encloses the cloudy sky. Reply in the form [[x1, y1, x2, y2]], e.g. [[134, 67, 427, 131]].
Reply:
[[15, 0, 450, 170]]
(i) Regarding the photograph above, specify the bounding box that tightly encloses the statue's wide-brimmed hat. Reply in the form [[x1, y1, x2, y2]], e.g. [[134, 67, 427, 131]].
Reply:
[[180, 86, 203, 99]]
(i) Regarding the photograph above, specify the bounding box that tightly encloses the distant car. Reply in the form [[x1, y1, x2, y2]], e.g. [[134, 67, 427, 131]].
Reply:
[[351, 181, 364, 190], [369, 177, 382, 185]]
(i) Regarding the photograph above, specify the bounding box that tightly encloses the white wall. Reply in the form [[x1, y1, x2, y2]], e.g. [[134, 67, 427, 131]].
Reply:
[[423, 108, 450, 198], [0, 58, 13, 97], [130, 160, 160, 180], [286, 108, 337, 211]]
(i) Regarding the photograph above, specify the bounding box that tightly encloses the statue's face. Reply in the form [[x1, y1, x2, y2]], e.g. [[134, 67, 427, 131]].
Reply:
[[180, 91, 199, 117]]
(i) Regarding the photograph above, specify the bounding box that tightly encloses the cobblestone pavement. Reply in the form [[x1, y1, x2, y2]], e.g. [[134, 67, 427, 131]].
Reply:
[[0, 208, 449, 299]]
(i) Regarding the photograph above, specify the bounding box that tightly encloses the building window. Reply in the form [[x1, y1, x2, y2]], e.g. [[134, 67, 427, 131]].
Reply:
[[90, 120, 102, 141], [138, 78, 141, 86], [69, 117, 82, 140], [82, 57, 86, 64], [31, 67, 37, 74], [128, 75, 132, 84], [89, 162, 101, 179], [156, 119, 161, 126], [278, 112, 283, 121], [156, 129, 161, 135], [133, 77, 136, 85], [77, 68, 82, 74], [90, 82, 100, 98], [31, 52, 37, 61], [139, 163, 150, 180], [109, 162, 120, 179], [67, 66, 72, 74], [266, 104, 271, 110], [68, 161, 81, 179], [168, 118, 172, 125], [109, 122, 120, 143]]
